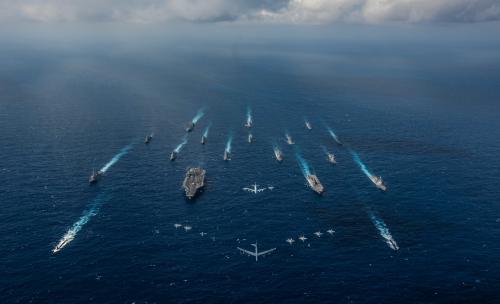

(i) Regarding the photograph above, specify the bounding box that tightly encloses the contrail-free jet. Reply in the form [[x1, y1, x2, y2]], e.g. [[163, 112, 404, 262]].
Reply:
[[242, 183, 267, 194], [237, 242, 276, 261]]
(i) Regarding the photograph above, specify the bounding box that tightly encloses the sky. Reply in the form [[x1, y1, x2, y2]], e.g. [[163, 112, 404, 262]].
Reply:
[[1, 0, 500, 24]]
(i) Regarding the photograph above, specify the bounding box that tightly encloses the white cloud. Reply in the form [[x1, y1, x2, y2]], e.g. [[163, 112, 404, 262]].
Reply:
[[1, 0, 499, 24]]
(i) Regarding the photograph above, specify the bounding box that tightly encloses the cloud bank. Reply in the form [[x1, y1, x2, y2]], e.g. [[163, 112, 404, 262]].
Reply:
[[1, 0, 500, 24]]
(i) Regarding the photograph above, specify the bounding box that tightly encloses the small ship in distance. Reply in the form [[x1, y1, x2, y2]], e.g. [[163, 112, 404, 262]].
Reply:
[[201, 135, 206, 145], [306, 174, 324, 194], [182, 167, 206, 199], [170, 151, 177, 161], [305, 121, 312, 130], [89, 169, 103, 184], [248, 133, 253, 143], [327, 153, 337, 164], [186, 122, 195, 132], [370, 175, 387, 191], [274, 147, 283, 162], [286, 134, 294, 145], [144, 133, 153, 144], [224, 150, 231, 161]]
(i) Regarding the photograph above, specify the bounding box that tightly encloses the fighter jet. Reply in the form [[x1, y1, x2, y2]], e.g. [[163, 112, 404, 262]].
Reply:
[[200, 232, 207, 237], [174, 223, 182, 229], [298, 235, 308, 242], [184, 225, 192, 232], [314, 231, 323, 237], [237, 242, 276, 261], [327, 229, 335, 235], [286, 238, 295, 245], [242, 183, 267, 194]]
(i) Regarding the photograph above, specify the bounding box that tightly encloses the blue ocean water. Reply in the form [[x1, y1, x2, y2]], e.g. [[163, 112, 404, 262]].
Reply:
[[1, 27, 500, 303]]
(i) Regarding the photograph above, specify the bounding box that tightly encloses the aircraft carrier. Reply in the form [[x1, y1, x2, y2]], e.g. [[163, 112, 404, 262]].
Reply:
[[183, 167, 206, 199], [306, 174, 324, 194]]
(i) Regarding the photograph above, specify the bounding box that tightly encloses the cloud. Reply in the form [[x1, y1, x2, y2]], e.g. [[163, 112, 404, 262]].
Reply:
[[1, 0, 499, 24], [255, 0, 500, 24]]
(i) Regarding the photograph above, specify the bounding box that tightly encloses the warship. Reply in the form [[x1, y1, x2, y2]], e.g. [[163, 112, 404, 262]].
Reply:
[[248, 133, 253, 143], [89, 169, 102, 184], [223, 150, 231, 161], [327, 153, 337, 164], [182, 167, 206, 199], [305, 121, 312, 130], [286, 134, 294, 145], [144, 133, 153, 144], [244, 119, 252, 128], [170, 151, 177, 161], [201, 135, 206, 145], [306, 174, 324, 194], [370, 175, 387, 191], [186, 122, 195, 132], [274, 147, 283, 162]]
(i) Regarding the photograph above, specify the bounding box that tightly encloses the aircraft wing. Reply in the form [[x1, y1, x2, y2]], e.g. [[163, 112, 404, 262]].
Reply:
[[257, 189, 265, 192], [237, 247, 256, 256], [242, 188, 255, 193], [257, 248, 276, 256]]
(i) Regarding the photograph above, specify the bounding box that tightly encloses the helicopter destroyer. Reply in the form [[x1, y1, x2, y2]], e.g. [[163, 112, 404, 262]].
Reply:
[[183, 167, 206, 199]]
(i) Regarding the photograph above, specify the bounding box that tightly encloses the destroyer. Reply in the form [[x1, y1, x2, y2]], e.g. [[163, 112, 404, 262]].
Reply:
[[89, 169, 102, 184], [223, 150, 231, 161], [186, 122, 195, 132], [370, 175, 387, 191], [306, 174, 324, 194], [170, 151, 177, 161], [183, 167, 206, 199], [286, 134, 294, 145], [201, 135, 206, 145], [274, 147, 283, 162], [144, 133, 153, 144], [305, 121, 312, 130], [248, 133, 253, 143], [245, 118, 252, 128], [327, 153, 337, 164]]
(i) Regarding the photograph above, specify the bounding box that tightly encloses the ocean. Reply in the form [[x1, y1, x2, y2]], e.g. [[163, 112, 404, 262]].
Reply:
[[1, 25, 500, 303]]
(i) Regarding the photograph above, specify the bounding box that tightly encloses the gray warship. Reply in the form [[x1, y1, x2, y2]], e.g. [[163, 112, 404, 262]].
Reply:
[[183, 167, 206, 199]]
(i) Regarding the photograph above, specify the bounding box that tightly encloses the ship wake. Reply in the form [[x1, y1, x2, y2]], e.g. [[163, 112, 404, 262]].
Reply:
[[175, 135, 188, 153], [192, 108, 205, 124], [352, 151, 374, 179], [368, 210, 399, 251], [327, 127, 342, 144], [52, 193, 107, 254], [203, 123, 211, 138], [99, 145, 132, 173], [246, 106, 252, 126], [225, 134, 233, 153], [295, 149, 312, 177]]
